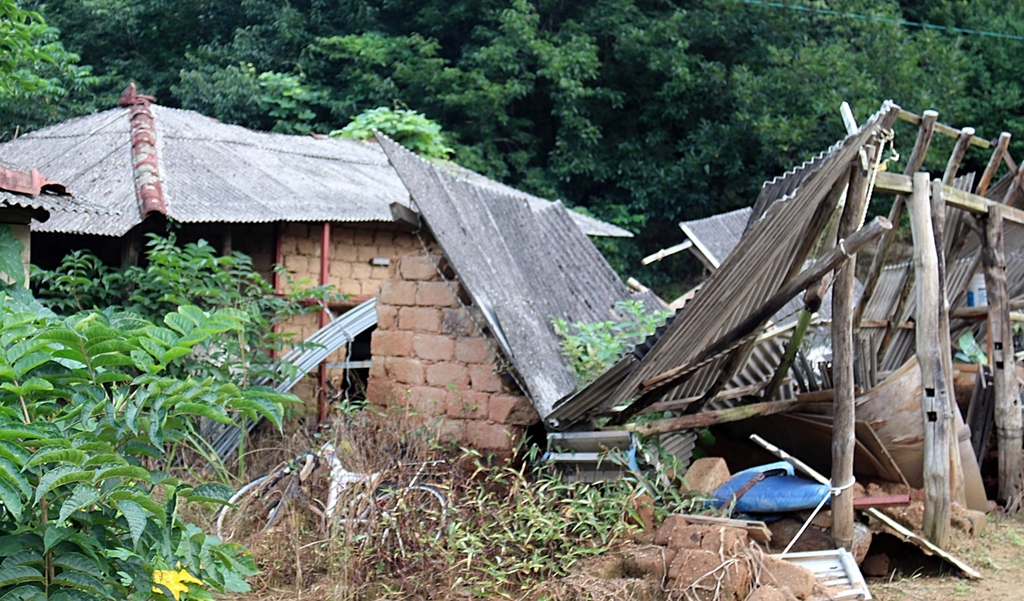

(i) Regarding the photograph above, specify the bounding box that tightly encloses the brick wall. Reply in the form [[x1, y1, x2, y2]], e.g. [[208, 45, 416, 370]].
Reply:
[[367, 248, 540, 452]]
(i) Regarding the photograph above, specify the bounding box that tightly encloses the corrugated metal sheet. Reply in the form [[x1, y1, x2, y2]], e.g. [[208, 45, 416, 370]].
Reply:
[[578, 102, 900, 419], [678, 207, 752, 268], [376, 133, 658, 420], [1, 105, 628, 238]]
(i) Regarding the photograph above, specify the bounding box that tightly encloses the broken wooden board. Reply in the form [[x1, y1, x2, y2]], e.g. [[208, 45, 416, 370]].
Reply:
[[866, 507, 982, 580], [675, 514, 772, 544]]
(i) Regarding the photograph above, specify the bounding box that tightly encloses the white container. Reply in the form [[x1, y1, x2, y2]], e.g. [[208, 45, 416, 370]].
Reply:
[[966, 272, 987, 307]]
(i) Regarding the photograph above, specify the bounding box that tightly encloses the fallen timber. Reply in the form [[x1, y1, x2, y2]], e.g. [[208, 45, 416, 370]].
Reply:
[[621, 399, 824, 437]]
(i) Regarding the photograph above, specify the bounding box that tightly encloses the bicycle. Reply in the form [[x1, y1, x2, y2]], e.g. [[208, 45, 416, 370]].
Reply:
[[215, 443, 448, 550]]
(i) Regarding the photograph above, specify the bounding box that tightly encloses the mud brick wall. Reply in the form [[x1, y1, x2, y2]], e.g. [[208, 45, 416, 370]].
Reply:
[[367, 248, 540, 452]]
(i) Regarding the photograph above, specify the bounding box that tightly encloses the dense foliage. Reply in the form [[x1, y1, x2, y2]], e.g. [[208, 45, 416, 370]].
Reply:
[[32, 234, 340, 385], [8, 0, 1024, 288], [0, 226, 290, 601]]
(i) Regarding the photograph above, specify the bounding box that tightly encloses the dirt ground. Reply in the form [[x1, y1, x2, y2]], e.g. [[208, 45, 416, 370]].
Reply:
[[871, 512, 1024, 601]]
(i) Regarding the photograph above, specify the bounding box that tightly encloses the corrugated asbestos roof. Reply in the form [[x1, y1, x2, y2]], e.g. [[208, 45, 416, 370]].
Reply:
[[559, 101, 901, 424], [0, 104, 629, 238], [678, 207, 753, 268], [376, 132, 661, 420]]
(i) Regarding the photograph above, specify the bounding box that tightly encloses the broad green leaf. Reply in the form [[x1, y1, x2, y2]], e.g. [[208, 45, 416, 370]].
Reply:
[[48, 588, 101, 601], [82, 454, 128, 468], [174, 403, 235, 426], [0, 584, 44, 601], [187, 482, 235, 505], [143, 327, 178, 348], [4, 339, 52, 364], [92, 465, 150, 485], [160, 346, 192, 364], [116, 500, 147, 547], [0, 424, 57, 441], [83, 339, 134, 356], [0, 552, 41, 569], [26, 448, 86, 469], [129, 350, 155, 371], [12, 352, 50, 379], [163, 313, 195, 336], [176, 306, 206, 325], [89, 354, 136, 368], [73, 442, 114, 454], [0, 480, 23, 522], [139, 338, 166, 360], [0, 565, 44, 588], [58, 485, 101, 523], [50, 571, 107, 596], [0, 226, 25, 286], [43, 526, 71, 553], [51, 553, 102, 579], [0, 458, 30, 498], [37, 329, 85, 346], [229, 396, 283, 429], [94, 372, 132, 384], [107, 491, 165, 522], [35, 467, 93, 503]]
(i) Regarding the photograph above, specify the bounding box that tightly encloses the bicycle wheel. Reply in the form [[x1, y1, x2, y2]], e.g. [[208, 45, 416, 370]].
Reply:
[[216, 467, 298, 542], [373, 484, 448, 554]]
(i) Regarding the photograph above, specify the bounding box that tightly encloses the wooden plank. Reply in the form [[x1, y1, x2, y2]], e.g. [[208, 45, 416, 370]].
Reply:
[[677, 514, 772, 543], [965, 366, 995, 468], [909, 173, 953, 547], [622, 399, 818, 437], [855, 421, 910, 486], [853, 494, 912, 508], [897, 109, 991, 149], [641, 240, 693, 265], [977, 132, 1011, 197], [874, 172, 1024, 226], [981, 205, 1024, 508]]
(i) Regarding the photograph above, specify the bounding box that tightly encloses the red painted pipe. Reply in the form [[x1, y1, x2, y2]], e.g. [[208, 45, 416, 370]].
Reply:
[[317, 222, 331, 425]]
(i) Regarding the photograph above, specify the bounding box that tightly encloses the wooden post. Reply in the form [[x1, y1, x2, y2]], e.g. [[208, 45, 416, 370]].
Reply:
[[832, 159, 870, 551], [909, 172, 952, 547], [980, 205, 1024, 508], [977, 132, 1011, 198], [931, 180, 966, 506]]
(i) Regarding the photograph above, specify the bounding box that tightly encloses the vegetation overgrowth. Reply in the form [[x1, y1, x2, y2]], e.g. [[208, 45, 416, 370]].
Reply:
[[0, 225, 295, 601]]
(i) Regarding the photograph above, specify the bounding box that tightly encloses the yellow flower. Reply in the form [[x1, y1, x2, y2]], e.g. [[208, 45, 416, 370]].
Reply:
[[152, 568, 203, 601]]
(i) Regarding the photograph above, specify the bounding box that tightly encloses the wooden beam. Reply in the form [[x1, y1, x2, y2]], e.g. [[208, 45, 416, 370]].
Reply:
[[642, 240, 693, 265], [897, 109, 991, 149], [874, 172, 1024, 226], [977, 132, 1012, 197], [622, 399, 817, 437], [909, 173, 952, 547], [943, 127, 975, 185], [980, 205, 1024, 508], [635, 217, 893, 397]]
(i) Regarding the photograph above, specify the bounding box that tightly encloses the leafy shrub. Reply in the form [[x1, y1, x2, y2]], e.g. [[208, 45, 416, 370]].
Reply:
[[331, 106, 454, 159], [0, 289, 295, 600], [32, 234, 340, 385], [553, 300, 670, 386]]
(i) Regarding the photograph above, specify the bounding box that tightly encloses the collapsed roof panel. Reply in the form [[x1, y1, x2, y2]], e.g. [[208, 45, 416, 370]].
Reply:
[[375, 133, 660, 419], [678, 206, 753, 269]]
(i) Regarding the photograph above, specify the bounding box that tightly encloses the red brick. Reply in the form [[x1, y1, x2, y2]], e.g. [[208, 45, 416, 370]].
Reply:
[[400, 254, 440, 281], [417, 281, 458, 308], [435, 418, 464, 445], [379, 280, 417, 306], [385, 357, 425, 385], [366, 378, 403, 407], [368, 358, 386, 380], [446, 390, 490, 420], [455, 337, 492, 364], [464, 421, 517, 450], [489, 394, 539, 426], [402, 386, 446, 416], [469, 364, 502, 393], [413, 334, 455, 361], [426, 362, 469, 388], [398, 307, 441, 333], [376, 305, 399, 330], [372, 330, 413, 357]]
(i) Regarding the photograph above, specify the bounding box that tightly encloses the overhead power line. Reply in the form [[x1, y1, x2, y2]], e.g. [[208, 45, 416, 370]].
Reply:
[[739, 0, 1024, 41]]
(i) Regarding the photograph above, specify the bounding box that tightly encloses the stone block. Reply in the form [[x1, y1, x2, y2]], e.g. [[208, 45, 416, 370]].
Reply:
[[446, 390, 490, 420], [488, 394, 539, 426], [370, 265, 390, 280], [455, 337, 492, 364], [669, 548, 750, 600], [464, 421, 516, 450], [394, 232, 417, 248], [379, 280, 418, 306], [417, 281, 458, 307], [402, 386, 446, 416], [760, 555, 814, 600], [621, 545, 676, 579], [681, 457, 731, 495], [366, 378, 403, 407], [356, 244, 378, 262], [963, 509, 988, 536], [400, 254, 440, 281], [469, 364, 502, 393], [399, 307, 442, 333], [333, 243, 358, 262], [376, 305, 399, 330], [372, 330, 413, 357], [699, 526, 748, 555], [368, 358, 386, 380], [338, 280, 362, 296], [353, 229, 375, 246], [441, 307, 476, 337], [330, 226, 354, 245], [413, 334, 455, 361], [655, 514, 689, 546], [666, 524, 706, 550], [385, 357, 425, 385], [427, 362, 470, 388], [350, 262, 372, 281]]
